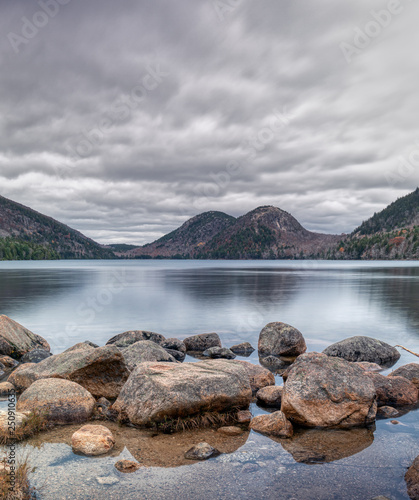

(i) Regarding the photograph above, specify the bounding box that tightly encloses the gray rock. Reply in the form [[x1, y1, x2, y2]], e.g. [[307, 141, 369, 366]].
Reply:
[[164, 348, 186, 362], [106, 330, 165, 348], [258, 322, 307, 357], [391, 363, 419, 388], [323, 336, 400, 367], [0, 314, 50, 360], [122, 340, 177, 371], [183, 333, 221, 352], [184, 442, 220, 460], [229, 342, 255, 355], [21, 348, 52, 364], [160, 338, 186, 353], [203, 347, 236, 359]]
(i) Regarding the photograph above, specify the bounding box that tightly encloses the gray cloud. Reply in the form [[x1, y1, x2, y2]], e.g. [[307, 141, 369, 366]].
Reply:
[[1, 0, 419, 244]]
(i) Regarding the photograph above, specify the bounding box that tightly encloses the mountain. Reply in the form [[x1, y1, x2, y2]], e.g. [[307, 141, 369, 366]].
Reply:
[[334, 188, 419, 259], [127, 211, 236, 258], [125, 206, 342, 260], [0, 195, 115, 260]]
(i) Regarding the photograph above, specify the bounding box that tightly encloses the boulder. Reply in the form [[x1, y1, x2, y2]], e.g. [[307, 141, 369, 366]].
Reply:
[[0, 315, 50, 360], [122, 341, 177, 371], [203, 347, 236, 359], [17, 378, 95, 424], [72, 424, 115, 456], [21, 348, 52, 364], [106, 330, 165, 348], [160, 338, 186, 353], [256, 386, 283, 407], [406, 455, 419, 500], [164, 349, 185, 362], [366, 373, 418, 406], [258, 322, 306, 357], [0, 356, 19, 369], [229, 342, 255, 355], [184, 442, 220, 460], [250, 411, 293, 438], [113, 359, 252, 426], [8, 346, 129, 399], [236, 360, 275, 393], [0, 381, 15, 397], [259, 355, 292, 373], [323, 336, 400, 367], [281, 352, 377, 428], [114, 460, 142, 473], [64, 342, 98, 354], [183, 333, 221, 352], [390, 363, 419, 388], [236, 410, 252, 424]]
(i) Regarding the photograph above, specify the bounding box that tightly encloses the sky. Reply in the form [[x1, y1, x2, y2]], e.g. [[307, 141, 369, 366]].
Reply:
[[1, 0, 419, 245]]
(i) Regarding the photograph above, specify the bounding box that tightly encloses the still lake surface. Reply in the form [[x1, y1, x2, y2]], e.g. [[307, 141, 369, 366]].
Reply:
[[1, 260, 419, 499]]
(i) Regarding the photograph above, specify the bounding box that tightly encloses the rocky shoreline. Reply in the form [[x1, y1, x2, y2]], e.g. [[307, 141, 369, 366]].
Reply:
[[1, 314, 419, 498]]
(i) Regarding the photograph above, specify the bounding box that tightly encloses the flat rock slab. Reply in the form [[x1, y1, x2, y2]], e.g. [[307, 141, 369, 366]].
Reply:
[[113, 359, 252, 426], [0, 315, 50, 360]]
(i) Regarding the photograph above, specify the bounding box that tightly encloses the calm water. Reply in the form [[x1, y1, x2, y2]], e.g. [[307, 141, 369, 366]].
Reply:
[[2, 260, 419, 499]]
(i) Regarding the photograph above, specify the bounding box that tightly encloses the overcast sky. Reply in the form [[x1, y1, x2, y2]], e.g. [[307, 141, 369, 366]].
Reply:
[[1, 0, 419, 244]]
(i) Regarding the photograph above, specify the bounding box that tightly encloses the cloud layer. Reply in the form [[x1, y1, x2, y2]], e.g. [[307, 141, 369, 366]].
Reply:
[[1, 0, 419, 244]]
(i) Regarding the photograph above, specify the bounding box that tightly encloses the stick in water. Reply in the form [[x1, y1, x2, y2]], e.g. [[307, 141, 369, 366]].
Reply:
[[395, 345, 419, 358]]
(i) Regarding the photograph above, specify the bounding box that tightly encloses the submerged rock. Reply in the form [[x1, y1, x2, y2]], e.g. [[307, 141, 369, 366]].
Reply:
[[391, 363, 419, 388], [323, 336, 400, 367], [366, 373, 418, 407], [203, 347, 236, 359], [8, 345, 129, 399], [0, 315, 50, 360], [281, 352, 377, 428], [258, 322, 307, 357], [406, 455, 419, 500], [236, 360, 275, 393], [256, 386, 283, 407], [21, 348, 52, 364], [183, 333, 221, 352], [106, 330, 165, 348], [115, 460, 142, 473], [72, 424, 115, 456], [229, 342, 255, 355], [184, 442, 220, 460], [17, 378, 95, 424], [122, 340, 177, 371], [250, 411, 293, 438], [113, 359, 252, 426]]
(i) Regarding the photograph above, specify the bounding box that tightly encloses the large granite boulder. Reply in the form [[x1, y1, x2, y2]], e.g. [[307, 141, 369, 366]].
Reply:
[[323, 336, 400, 367], [366, 373, 418, 406], [258, 322, 306, 357], [390, 363, 419, 388], [8, 346, 129, 398], [250, 411, 293, 438], [113, 359, 252, 426], [183, 333, 221, 352], [106, 330, 165, 348], [0, 315, 50, 360], [406, 455, 419, 500], [17, 378, 95, 424], [281, 352, 377, 428], [236, 360, 275, 393], [72, 425, 115, 456], [122, 340, 177, 371]]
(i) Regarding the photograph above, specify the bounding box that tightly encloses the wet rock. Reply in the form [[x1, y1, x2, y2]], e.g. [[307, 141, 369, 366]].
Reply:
[[17, 378, 95, 424], [391, 363, 419, 388], [229, 342, 255, 355], [406, 455, 419, 499], [115, 460, 142, 473], [258, 322, 307, 357], [217, 426, 244, 436], [356, 362, 383, 372], [0, 315, 50, 360], [0, 409, 29, 433], [323, 336, 400, 367], [236, 410, 252, 424], [96, 397, 111, 410], [71, 424, 115, 456], [391, 420, 399, 425], [8, 345, 129, 399], [106, 330, 165, 348], [21, 348, 52, 364], [203, 347, 236, 359], [184, 442, 220, 460], [281, 352, 377, 428], [122, 340, 177, 371], [160, 338, 186, 353], [259, 355, 292, 373], [0, 356, 19, 369], [377, 406, 399, 418], [63, 342, 98, 354], [366, 373, 418, 406], [183, 333, 221, 352], [256, 386, 283, 407], [0, 381, 15, 396], [250, 411, 293, 438], [164, 348, 185, 362], [281, 427, 374, 463], [370, 497, 392, 500], [236, 360, 275, 393], [113, 359, 252, 426]]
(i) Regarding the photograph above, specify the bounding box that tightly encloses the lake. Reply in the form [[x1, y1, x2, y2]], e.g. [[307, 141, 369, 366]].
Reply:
[[1, 260, 419, 499]]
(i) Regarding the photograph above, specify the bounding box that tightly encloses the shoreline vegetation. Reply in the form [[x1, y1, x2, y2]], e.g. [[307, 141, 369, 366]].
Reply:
[[1, 315, 419, 497]]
